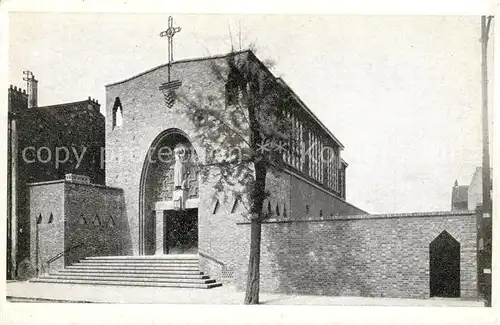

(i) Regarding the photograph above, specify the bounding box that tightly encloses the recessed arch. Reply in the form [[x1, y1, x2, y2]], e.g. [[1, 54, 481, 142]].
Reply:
[[138, 128, 199, 255]]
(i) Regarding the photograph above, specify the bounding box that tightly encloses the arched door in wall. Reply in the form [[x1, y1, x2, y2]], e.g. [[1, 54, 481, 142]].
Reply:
[[429, 230, 460, 298]]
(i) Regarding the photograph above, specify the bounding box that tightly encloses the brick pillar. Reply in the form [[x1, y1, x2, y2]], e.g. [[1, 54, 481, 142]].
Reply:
[[155, 210, 164, 255]]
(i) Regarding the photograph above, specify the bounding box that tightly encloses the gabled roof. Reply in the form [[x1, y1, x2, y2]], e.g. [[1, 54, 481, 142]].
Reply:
[[105, 50, 252, 88], [105, 49, 345, 150]]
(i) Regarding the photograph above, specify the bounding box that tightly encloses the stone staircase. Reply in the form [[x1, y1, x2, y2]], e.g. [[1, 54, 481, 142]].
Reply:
[[31, 255, 222, 289]]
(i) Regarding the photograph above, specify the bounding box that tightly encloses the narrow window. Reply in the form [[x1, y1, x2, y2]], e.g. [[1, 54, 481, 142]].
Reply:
[[112, 97, 123, 129], [275, 203, 280, 216], [36, 213, 43, 224], [93, 213, 101, 226], [48, 212, 54, 224], [108, 216, 115, 228], [231, 198, 239, 214], [212, 199, 220, 215]]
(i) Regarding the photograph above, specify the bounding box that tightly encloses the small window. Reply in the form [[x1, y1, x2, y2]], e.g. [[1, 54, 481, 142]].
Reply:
[[108, 216, 115, 228], [283, 205, 287, 218], [93, 213, 101, 226], [319, 209, 323, 217], [268, 201, 272, 215], [48, 212, 54, 224], [275, 204, 280, 216], [212, 199, 220, 215], [112, 97, 123, 129], [36, 213, 43, 224], [231, 198, 239, 214], [79, 214, 87, 225], [305, 205, 310, 214]]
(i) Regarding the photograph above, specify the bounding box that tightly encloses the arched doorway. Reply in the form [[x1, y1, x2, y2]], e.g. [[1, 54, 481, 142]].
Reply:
[[429, 231, 460, 297], [139, 129, 199, 255]]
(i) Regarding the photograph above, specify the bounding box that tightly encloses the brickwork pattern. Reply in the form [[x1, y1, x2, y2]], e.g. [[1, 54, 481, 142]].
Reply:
[[105, 51, 367, 280], [29, 182, 65, 272], [64, 182, 131, 265], [234, 211, 477, 299], [29, 181, 128, 273]]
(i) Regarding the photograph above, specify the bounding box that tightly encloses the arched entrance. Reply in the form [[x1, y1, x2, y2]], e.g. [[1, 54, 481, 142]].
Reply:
[[429, 231, 460, 297], [139, 129, 199, 255]]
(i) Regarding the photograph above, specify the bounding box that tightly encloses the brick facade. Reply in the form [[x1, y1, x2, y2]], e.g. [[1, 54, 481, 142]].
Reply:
[[29, 180, 127, 274], [104, 50, 364, 272], [234, 211, 477, 299]]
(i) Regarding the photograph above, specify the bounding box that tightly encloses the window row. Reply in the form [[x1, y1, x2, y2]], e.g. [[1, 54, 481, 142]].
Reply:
[[282, 113, 343, 197]]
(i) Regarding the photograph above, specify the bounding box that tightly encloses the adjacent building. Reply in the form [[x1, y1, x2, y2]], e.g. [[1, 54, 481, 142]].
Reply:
[[7, 74, 105, 279]]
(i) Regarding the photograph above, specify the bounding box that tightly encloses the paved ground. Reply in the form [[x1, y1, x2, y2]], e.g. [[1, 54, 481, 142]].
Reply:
[[5, 281, 485, 306]]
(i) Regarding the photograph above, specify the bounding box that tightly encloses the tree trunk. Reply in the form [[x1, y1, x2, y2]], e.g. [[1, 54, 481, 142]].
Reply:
[[244, 218, 262, 304]]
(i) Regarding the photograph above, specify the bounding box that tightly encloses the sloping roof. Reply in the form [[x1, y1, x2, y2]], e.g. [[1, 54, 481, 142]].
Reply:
[[16, 99, 104, 148], [105, 49, 252, 88], [105, 49, 345, 149]]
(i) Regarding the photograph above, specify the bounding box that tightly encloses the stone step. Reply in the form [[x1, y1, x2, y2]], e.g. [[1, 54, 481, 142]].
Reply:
[[56, 269, 205, 276], [85, 255, 199, 260], [78, 261, 199, 267], [34, 255, 221, 290], [30, 278, 223, 289], [37, 274, 216, 284], [67, 265, 199, 271], [51, 272, 209, 279]]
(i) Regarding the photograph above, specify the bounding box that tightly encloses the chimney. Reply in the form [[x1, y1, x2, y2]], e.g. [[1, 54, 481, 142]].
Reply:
[[27, 76, 38, 108], [23, 70, 38, 108]]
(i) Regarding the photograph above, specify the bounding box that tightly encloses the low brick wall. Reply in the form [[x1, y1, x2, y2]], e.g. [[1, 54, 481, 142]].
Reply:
[[29, 180, 130, 273], [64, 182, 132, 265], [234, 211, 477, 299]]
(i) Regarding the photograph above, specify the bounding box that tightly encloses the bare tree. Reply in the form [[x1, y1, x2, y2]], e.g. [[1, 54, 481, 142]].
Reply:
[[178, 50, 297, 304]]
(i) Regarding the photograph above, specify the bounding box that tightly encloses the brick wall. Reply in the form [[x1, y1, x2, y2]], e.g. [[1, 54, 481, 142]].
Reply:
[[29, 182, 65, 273], [105, 51, 364, 259], [29, 180, 128, 273], [64, 182, 131, 265], [234, 211, 477, 299]]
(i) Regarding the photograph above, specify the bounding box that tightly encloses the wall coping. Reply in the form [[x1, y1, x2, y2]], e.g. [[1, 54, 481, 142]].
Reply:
[[27, 179, 123, 191], [236, 210, 477, 225], [105, 50, 251, 88]]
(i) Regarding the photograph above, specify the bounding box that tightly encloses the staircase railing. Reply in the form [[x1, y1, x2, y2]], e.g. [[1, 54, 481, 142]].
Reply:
[[39, 243, 85, 275], [198, 251, 225, 266]]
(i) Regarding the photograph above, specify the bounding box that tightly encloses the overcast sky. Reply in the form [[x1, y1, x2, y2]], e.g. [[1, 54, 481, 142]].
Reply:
[[8, 13, 494, 213]]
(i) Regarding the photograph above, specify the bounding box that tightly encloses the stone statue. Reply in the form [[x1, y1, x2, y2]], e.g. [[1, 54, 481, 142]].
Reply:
[[173, 143, 188, 190]]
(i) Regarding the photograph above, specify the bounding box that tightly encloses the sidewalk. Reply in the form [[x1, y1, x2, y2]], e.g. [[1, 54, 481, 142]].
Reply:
[[6, 281, 485, 306]]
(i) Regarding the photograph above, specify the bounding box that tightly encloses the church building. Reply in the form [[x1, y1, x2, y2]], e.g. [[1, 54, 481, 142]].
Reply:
[[19, 49, 481, 300], [104, 49, 365, 273]]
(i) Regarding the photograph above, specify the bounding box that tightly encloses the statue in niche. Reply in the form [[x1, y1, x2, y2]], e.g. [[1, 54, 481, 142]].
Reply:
[[173, 143, 189, 190]]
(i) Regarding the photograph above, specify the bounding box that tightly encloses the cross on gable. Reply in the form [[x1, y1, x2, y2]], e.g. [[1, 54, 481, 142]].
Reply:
[[158, 16, 183, 108], [160, 16, 182, 81]]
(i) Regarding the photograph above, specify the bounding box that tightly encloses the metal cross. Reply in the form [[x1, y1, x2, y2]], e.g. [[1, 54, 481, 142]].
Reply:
[[160, 16, 181, 81]]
